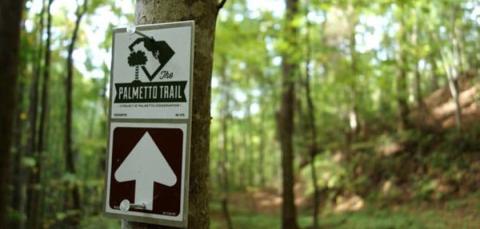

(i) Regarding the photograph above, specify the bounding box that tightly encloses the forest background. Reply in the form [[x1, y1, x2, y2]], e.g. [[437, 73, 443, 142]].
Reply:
[[1, 0, 480, 228]]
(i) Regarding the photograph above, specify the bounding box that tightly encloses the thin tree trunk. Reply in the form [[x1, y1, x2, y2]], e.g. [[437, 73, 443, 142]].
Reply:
[[0, 0, 24, 225], [414, 62, 422, 107], [244, 95, 254, 186], [9, 5, 31, 220], [429, 55, 439, 92], [441, 58, 462, 129], [25, 2, 46, 229], [397, 57, 410, 130], [64, 0, 88, 225], [448, 76, 462, 129], [10, 72, 27, 229], [448, 7, 463, 129], [305, 2, 319, 228], [258, 107, 266, 187], [348, 9, 360, 139], [229, 125, 238, 190], [130, 0, 224, 228], [220, 64, 233, 229], [278, 0, 300, 228], [396, 6, 410, 130], [28, 0, 54, 228], [413, 17, 423, 108]]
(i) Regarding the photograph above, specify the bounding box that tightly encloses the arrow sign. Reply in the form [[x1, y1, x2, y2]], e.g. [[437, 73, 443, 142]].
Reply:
[[114, 131, 177, 211]]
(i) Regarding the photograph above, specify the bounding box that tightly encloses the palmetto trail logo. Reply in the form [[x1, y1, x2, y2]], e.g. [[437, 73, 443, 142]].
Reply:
[[114, 31, 187, 103]]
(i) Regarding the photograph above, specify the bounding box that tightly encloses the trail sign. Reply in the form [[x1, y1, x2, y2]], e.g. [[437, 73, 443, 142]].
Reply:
[[114, 131, 178, 211], [106, 123, 187, 224], [110, 21, 193, 120], [104, 21, 194, 228]]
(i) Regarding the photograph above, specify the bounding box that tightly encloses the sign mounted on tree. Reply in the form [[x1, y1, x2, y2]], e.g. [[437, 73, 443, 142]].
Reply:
[[110, 21, 193, 120], [104, 21, 194, 228]]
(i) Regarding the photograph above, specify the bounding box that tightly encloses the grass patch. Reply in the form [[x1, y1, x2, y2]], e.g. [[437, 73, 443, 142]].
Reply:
[[211, 192, 480, 229]]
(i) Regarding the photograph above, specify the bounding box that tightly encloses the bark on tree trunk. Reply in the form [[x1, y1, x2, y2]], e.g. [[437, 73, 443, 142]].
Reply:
[[10, 74, 27, 229], [219, 107, 233, 229], [304, 3, 319, 228], [429, 55, 439, 92], [27, 1, 54, 228], [25, 3, 46, 229], [9, 6, 30, 219], [443, 63, 462, 129], [397, 57, 410, 130], [348, 11, 360, 139], [258, 107, 266, 187], [244, 95, 254, 186], [413, 20, 423, 109], [278, 0, 300, 228], [130, 1, 223, 228], [396, 7, 410, 130], [219, 56, 233, 229], [449, 7, 463, 130], [0, 0, 24, 225], [64, 0, 88, 225]]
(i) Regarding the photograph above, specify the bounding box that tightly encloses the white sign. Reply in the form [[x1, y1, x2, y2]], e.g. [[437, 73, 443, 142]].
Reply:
[[104, 21, 194, 228], [110, 22, 193, 120]]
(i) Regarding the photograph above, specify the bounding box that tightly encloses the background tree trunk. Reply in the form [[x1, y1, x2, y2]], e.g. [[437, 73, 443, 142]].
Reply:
[[0, 0, 25, 224], [24, 4, 46, 229], [130, 0, 223, 228], [64, 0, 88, 225], [27, 1, 53, 228], [304, 2, 319, 228], [219, 56, 233, 229], [278, 0, 300, 228], [396, 5, 410, 130]]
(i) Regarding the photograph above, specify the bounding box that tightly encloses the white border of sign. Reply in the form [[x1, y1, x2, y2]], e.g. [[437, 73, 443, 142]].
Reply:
[[104, 21, 194, 228]]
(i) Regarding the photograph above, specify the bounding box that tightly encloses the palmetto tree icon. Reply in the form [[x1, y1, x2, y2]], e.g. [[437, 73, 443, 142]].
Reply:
[[128, 50, 147, 82], [128, 31, 175, 82]]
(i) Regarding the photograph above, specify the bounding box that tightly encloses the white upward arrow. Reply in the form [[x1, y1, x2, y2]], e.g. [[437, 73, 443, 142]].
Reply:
[[114, 131, 177, 211]]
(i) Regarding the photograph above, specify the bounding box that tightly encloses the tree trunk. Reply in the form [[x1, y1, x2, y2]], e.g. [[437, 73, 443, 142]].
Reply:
[[397, 57, 410, 130], [348, 9, 360, 139], [9, 5, 31, 221], [413, 19, 422, 109], [27, 1, 54, 228], [278, 0, 300, 228], [130, 0, 223, 228], [442, 60, 462, 129], [396, 6, 410, 130], [305, 2, 319, 228], [429, 55, 439, 92], [244, 95, 254, 186], [0, 0, 24, 224], [448, 7, 463, 130], [258, 107, 266, 187], [25, 3, 46, 229], [10, 70, 27, 229], [64, 0, 88, 225], [220, 60, 233, 229]]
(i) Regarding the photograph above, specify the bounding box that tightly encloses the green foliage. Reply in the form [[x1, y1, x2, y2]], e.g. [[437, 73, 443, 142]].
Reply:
[[80, 215, 119, 229], [21, 156, 37, 168], [12, 0, 480, 226], [302, 151, 347, 194]]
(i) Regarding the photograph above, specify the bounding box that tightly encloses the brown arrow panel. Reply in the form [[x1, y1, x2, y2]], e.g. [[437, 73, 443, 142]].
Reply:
[[109, 127, 183, 216]]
